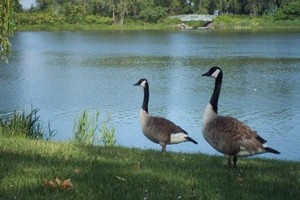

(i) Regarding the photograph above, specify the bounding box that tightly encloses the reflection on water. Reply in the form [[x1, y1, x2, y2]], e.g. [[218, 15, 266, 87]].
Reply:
[[1, 30, 300, 161]]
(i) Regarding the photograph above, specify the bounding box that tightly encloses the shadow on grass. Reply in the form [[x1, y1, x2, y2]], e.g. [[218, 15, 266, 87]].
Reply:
[[0, 141, 299, 200]]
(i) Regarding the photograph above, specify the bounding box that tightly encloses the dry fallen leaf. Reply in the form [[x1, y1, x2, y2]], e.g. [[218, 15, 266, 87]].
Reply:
[[55, 177, 62, 186], [44, 178, 73, 190], [43, 180, 56, 189], [61, 178, 73, 190]]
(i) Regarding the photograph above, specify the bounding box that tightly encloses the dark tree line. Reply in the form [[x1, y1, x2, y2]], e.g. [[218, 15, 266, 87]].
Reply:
[[17, 0, 299, 24]]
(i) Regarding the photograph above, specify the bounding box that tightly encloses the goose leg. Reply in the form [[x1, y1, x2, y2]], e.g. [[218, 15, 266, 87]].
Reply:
[[160, 143, 167, 153], [233, 156, 237, 167], [227, 156, 232, 167]]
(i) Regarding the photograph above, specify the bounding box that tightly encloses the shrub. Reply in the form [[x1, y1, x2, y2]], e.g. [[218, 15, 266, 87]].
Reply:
[[16, 12, 65, 25], [160, 17, 181, 25], [84, 15, 113, 25], [274, 1, 300, 20]]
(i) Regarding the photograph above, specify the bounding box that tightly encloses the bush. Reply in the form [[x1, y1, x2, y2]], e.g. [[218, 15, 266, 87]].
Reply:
[[84, 15, 113, 25], [274, 1, 300, 20], [160, 17, 181, 25], [16, 12, 65, 25]]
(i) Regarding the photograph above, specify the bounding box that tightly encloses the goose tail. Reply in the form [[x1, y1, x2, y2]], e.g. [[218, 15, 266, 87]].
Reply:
[[185, 136, 198, 144], [265, 147, 280, 154]]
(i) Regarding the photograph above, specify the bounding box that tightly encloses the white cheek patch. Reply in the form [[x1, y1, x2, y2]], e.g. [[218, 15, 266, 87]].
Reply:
[[211, 69, 220, 78], [140, 80, 147, 88]]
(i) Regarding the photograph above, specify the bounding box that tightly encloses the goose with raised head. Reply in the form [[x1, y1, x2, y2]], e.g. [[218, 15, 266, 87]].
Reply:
[[202, 67, 280, 167], [134, 78, 198, 152]]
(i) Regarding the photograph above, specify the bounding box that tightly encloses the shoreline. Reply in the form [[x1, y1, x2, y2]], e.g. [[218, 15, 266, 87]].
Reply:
[[16, 22, 300, 32]]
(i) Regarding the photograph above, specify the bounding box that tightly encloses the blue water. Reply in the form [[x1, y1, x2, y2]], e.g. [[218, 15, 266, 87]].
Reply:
[[1, 30, 300, 161]]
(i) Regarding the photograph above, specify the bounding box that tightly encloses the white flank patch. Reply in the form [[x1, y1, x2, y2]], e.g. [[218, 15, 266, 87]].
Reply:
[[236, 146, 266, 157], [202, 103, 218, 126], [211, 69, 221, 78], [140, 80, 147, 88], [170, 133, 188, 144]]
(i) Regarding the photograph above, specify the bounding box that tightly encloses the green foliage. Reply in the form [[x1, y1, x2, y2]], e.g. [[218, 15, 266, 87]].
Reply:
[[274, 0, 300, 20], [14, 0, 300, 28], [73, 110, 116, 146], [16, 12, 65, 25], [84, 15, 113, 25], [1, 137, 300, 200], [0, 0, 16, 62], [66, 5, 85, 24], [138, 6, 167, 23], [185, 20, 208, 28], [73, 110, 99, 145], [0, 108, 45, 139], [99, 114, 116, 147], [160, 17, 182, 25], [213, 14, 300, 30]]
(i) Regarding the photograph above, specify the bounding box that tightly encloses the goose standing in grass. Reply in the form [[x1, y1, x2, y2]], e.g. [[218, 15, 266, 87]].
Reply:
[[202, 67, 280, 167], [134, 78, 198, 152]]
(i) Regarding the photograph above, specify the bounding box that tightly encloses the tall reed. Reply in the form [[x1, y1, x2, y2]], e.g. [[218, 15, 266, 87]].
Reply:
[[99, 114, 116, 146], [0, 108, 55, 139], [73, 110, 116, 146]]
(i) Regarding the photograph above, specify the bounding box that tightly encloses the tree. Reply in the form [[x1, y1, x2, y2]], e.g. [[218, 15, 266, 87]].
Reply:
[[274, 0, 300, 20], [0, 0, 16, 62], [229, 0, 241, 14], [245, 0, 263, 16], [208, 0, 218, 14], [105, 0, 117, 23]]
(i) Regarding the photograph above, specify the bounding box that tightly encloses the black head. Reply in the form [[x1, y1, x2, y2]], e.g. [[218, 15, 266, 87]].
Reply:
[[202, 66, 222, 78], [133, 78, 148, 88]]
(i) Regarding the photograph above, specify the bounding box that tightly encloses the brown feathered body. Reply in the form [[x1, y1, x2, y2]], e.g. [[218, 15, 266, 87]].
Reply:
[[134, 78, 197, 152], [140, 109, 192, 145], [203, 114, 268, 157], [202, 67, 280, 167]]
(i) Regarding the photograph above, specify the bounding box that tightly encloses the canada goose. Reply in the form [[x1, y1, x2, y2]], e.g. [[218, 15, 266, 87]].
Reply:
[[202, 66, 280, 167], [134, 78, 197, 152]]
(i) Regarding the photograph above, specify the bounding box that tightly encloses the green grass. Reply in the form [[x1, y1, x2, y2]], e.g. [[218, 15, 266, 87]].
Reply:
[[0, 137, 299, 200], [0, 108, 55, 140], [16, 15, 300, 31], [16, 23, 177, 31], [213, 15, 300, 30]]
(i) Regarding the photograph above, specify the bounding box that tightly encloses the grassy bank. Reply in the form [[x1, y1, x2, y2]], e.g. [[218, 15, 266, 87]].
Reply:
[[16, 23, 176, 31], [0, 137, 299, 200], [213, 15, 300, 30], [16, 15, 300, 31]]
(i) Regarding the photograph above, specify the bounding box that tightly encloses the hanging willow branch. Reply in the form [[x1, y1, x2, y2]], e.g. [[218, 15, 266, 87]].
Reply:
[[0, 0, 16, 63]]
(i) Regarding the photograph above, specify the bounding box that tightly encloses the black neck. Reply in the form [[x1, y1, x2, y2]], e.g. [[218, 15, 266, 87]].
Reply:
[[142, 83, 149, 113], [210, 72, 223, 113]]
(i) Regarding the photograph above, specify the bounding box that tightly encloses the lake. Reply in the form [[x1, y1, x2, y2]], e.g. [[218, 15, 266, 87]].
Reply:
[[1, 30, 300, 161]]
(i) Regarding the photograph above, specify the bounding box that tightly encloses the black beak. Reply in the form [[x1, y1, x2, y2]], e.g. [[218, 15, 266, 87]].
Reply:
[[133, 82, 139, 86], [202, 71, 210, 76]]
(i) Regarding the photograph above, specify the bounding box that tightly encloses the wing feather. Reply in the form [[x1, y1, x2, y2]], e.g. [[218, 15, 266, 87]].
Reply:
[[204, 116, 267, 156]]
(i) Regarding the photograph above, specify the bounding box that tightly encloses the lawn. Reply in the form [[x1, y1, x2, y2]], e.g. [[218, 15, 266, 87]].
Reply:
[[0, 137, 299, 200]]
